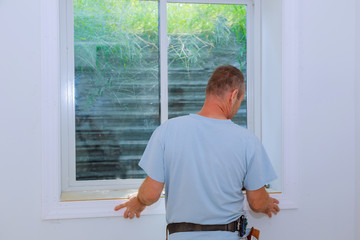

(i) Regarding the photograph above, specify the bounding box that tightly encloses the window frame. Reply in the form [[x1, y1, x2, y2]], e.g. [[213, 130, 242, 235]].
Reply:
[[61, 0, 258, 194], [41, 0, 299, 219]]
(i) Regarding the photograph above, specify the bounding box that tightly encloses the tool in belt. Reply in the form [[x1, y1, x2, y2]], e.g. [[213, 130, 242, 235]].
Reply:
[[166, 215, 249, 239]]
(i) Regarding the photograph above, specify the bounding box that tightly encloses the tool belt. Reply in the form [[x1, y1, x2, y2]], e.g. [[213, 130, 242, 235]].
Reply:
[[167, 215, 248, 238]]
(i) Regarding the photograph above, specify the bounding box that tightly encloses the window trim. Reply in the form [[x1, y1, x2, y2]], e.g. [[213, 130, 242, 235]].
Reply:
[[41, 0, 299, 219]]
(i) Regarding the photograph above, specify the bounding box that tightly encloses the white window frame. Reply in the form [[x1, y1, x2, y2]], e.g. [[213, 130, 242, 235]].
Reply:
[[61, 0, 258, 196], [41, 0, 299, 219]]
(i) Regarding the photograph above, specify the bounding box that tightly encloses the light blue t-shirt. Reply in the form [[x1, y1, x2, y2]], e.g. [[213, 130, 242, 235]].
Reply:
[[139, 114, 277, 240]]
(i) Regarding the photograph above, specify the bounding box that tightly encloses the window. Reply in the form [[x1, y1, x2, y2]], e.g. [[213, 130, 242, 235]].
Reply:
[[61, 0, 258, 200], [42, 0, 298, 219]]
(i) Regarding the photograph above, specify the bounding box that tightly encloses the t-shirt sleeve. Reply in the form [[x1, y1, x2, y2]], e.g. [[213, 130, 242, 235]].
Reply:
[[243, 136, 277, 191], [138, 127, 165, 183]]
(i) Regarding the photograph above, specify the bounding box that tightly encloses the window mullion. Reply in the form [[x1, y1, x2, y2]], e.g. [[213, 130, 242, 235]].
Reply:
[[159, 0, 169, 124], [246, 0, 262, 139]]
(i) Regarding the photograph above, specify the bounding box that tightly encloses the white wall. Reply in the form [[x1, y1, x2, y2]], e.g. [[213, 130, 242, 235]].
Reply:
[[355, 0, 360, 239], [0, 0, 358, 240], [297, 0, 357, 238], [0, 1, 165, 240], [249, 0, 357, 239]]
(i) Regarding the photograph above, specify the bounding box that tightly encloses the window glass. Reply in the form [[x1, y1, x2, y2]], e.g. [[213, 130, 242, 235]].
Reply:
[[74, 0, 159, 180], [167, 3, 247, 126], [73, 0, 247, 181]]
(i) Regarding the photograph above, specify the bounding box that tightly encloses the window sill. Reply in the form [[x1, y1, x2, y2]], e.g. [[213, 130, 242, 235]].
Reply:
[[61, 189, 166, 202], [44, 191, 293, 220], [61, 189, 139, 202]]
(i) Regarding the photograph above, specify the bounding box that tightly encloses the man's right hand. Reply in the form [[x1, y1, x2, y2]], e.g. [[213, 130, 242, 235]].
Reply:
[[246, 187, 280, 217], [263, 196, 280, 217]]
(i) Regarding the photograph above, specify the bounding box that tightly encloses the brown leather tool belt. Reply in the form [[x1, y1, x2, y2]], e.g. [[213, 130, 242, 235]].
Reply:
[[167, 219, 240, 235]]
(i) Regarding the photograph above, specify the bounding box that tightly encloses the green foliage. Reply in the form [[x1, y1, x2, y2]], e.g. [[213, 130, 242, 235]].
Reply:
[[74, 1, 246, 35], [74, 0, 158, 40], [73, 0, 247, 109], [166, 3, 246, 70], [74, 0, 246, 46], [167, 3, 246, 35]]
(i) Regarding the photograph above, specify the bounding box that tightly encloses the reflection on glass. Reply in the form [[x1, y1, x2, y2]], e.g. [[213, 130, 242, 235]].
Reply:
[[74, 0, 159, 180], [167, 3, 247, 126]]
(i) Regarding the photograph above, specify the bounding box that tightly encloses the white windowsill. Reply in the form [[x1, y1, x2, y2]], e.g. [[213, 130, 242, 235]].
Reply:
[[60, 188, 279, 202], [50, 191, 292, 220], [61, 189, 140, 202], [61, 189, 166, 202]]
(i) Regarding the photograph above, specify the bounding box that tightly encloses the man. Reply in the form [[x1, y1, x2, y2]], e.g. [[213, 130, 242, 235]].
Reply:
[[114, 65, 280, 239]]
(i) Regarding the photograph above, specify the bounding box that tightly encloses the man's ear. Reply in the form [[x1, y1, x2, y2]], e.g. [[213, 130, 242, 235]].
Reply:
[[230, 89, 239, 103]]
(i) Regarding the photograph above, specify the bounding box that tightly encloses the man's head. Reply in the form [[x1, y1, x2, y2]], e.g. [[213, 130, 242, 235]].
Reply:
[[206, 65, 245, 100], [204, 65, 245, 119]]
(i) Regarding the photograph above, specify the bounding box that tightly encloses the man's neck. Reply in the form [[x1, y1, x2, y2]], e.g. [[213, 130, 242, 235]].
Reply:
[[197, 98, 229, 120]]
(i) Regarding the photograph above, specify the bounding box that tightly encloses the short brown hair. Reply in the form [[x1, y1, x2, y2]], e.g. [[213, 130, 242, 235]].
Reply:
[[205, 65, 245, 99]]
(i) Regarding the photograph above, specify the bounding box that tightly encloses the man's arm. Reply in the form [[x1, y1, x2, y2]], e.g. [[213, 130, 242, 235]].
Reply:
[[114, 176, 164, 219], [246, 186, 280, 217]]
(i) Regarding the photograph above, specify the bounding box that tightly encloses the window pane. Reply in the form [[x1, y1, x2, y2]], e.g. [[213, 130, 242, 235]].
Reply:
[[74, 0, 159, 180], [167, 3, 247, 126]]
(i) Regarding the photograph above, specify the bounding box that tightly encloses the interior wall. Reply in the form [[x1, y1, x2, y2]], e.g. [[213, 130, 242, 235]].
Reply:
[[0, 1, 166, 240], [0, 0, 358, 240], [355, 0, 360, 238], [297, 0, 356, 239], [250, 0, 357, 239]]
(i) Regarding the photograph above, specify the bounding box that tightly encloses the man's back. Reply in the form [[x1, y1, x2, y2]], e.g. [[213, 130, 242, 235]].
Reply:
[[139, 114, 276, 240]]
